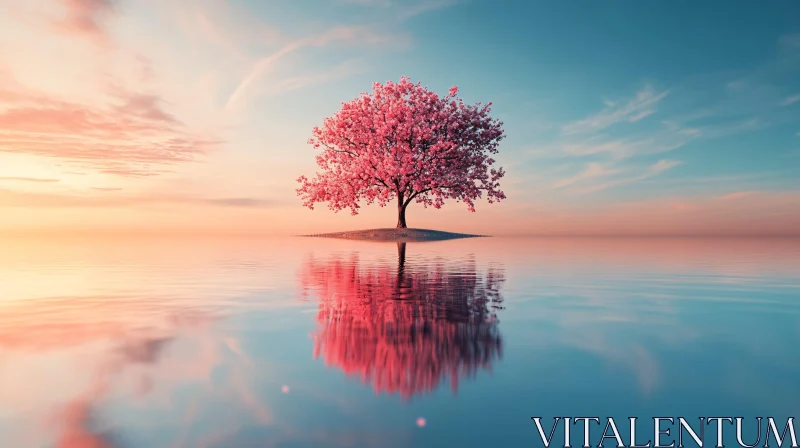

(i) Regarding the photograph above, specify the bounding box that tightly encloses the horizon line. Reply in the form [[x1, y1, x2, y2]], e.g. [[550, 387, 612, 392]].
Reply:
[[1, 230, 798, 238]]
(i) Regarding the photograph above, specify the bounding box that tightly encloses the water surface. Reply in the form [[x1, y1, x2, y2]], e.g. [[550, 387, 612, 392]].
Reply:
[[1, 236, 799, 447]]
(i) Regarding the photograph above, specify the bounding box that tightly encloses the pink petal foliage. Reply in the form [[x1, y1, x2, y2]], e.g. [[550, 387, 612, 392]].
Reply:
[[299, 250, 505, 399], [296, 77, 506, 222]]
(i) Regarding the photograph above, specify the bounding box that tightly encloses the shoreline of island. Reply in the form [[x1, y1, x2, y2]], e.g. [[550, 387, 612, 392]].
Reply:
[[298, 228, 488, 242]]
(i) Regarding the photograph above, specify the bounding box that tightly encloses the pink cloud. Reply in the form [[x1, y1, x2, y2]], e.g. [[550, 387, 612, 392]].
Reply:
[[54, 0, 115, 40], [717, 191, 759, 200], [0, 75, 220, 177], [54, 395, 118, 448], [0, 176, 60, 183], [0, 188, 281, 208]]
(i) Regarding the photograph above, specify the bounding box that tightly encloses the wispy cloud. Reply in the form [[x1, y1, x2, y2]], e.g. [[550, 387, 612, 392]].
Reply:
[[648, 159, 683, 174], [254, 60, 365, 98], [54, 0, 116, 41], [780, 94, 800, 106], [0, 74, 220, 177], [636, 171, 785, 188], [340, 0, 392, 5], [627, 109, 655, 122], [779, 33, 800, 51], [397, 0, 460, 21], [718, 191, 759, 200], [203, 197, 278, 207], [562, 84, 669, 135], [577, 159, 683, 194], [552, 162, 620, 189], [172, 0, 281, 62], [0, 176, 60, 183], [339, 0, 458, 19], [225, 27, 407, 110], [726, 80, 747, 91], [0, 188, 282, 208], [558, 128, 694, 160], [537, 34, 800, 196]]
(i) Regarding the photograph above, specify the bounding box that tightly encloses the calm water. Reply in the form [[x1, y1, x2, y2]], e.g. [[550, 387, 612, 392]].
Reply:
[[1, 236, 799, 447]]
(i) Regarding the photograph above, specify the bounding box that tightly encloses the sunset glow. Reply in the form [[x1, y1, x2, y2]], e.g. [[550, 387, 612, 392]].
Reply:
[[1, 1, 798, 235]]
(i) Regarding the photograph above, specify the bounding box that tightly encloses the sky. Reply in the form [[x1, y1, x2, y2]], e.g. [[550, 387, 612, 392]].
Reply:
[[0, 0, 798, 236]]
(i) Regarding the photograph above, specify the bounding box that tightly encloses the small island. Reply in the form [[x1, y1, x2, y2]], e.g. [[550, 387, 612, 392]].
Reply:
[[300, 228, 487, 242]]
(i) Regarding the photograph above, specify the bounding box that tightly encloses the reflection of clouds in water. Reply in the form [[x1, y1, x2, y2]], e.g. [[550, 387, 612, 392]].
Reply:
[[1, 236, 798, 445], [54, 396, 120, 448], [0, 299, 284, 447], [513, 281, 701, 395], [0, 290, 404, 447], [509, 249, 800, 400], [117, 337, 172, 364], [299, 243, 506, 399], [194, 426, 412, 448]]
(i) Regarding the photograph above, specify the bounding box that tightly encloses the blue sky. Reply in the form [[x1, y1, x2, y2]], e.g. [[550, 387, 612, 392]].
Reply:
[[233, 0, 800, 205], [0, 0, 798, 234]]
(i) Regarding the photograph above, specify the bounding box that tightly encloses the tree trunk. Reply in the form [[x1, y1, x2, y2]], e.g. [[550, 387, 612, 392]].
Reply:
[[396, 242, 409, 298], [396, 196, 408, 228], [397, 242, 406, 276]]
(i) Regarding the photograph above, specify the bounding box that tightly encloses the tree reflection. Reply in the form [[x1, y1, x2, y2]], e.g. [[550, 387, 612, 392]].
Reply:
[[299, 242, 505, 399]]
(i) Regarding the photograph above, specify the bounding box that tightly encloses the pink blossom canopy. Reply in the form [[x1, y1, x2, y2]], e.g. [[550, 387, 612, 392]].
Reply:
[[296, 77, 506, 225]]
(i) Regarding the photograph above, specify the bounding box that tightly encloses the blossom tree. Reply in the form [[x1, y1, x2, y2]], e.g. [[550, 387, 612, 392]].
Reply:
[[296, 77, 506, 228]]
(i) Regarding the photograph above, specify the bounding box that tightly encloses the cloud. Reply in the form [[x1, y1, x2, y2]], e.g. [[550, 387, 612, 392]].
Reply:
[[0, 188, 282, 209], [98, 169, 166, 177], [578, 159, 682, 194], [225, 27, 407, 110], [254, 60, 364, 98], [518, 33, 800, 211], [202, 197, 279, 207], [647, 159, 682, 174], [559, 130, 692, 160], [562, 84, 669, 134], [0, 75, 220, 177], [627, 109, 655, 122], [718, 191, 759, 200], [55, 395, 121, 448], [552, 162, 620, 189], [779, 33, 800, 51], [780, 94, 800, 106], [91, 187, 123, 191], [172, 0, 285, 61], [397, 0, 460, 21], [726, 80, 747, 91], [340, 0, 392, 4], [117, 337, 173, 364], [54, 0, 116, 40], [338, 0, 458, 19], [112, 91, 178, 123], [0, 176, 60, 183]]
